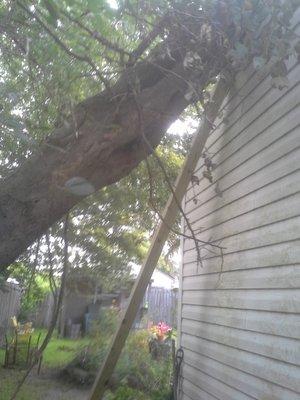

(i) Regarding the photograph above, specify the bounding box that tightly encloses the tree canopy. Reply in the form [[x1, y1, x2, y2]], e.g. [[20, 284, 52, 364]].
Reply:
[[0, 0, 299, 277]]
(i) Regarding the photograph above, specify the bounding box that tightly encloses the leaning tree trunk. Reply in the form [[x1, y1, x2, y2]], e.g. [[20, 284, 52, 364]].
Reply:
[[0, 14, 226, 273]]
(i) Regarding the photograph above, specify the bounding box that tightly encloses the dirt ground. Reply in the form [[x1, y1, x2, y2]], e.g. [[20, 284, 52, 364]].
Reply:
[[0, 368, 90, 400], [43, 385, 88, 400], [35, 376, 89, 400]]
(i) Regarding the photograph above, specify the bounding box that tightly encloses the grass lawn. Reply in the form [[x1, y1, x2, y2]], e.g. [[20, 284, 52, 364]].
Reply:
[[37, 330, 89, 368], [0, 329, 89, 368], [0, 330, 90, 400]]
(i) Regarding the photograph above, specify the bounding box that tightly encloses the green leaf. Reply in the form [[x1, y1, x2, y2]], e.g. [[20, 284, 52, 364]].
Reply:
[[87, 0, 104, 13], [43, 0, 59, 26]]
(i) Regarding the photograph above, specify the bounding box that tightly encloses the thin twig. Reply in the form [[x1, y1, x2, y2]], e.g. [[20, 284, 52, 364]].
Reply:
[[133, 91, 204, 266], [61, 10, 130, 58], [128, 14, 168, 64], [145, 157, 224, 251], [16, 1, 110, 89], [46, 231, 58, 308], [9, 215, 70, 400], [26, 238, 40, 301]]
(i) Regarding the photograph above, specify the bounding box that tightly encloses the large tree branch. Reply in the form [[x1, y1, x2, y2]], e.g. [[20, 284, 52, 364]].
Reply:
[[0, 9, 226, 272]]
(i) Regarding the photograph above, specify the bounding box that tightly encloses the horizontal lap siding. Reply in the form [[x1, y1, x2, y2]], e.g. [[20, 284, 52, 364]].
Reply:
[[179, 10, 300, 400]]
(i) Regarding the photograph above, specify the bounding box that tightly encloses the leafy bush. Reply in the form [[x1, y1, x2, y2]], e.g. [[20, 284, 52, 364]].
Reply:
[[65, 311, 173, 398], [104, 386, 150, 400], [8, 263, 52, 321], [63, 308, 173, 398], [89, 307, 119, 344]]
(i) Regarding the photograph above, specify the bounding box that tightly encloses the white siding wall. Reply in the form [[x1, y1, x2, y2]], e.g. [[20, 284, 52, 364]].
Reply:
[[179, 8, 300, 400]]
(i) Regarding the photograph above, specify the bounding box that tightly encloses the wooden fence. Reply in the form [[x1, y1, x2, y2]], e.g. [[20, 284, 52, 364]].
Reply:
[[0, 282, 21, 343], [29, 292, 55, 329], [146, 286, 178, 328], [33, 285, 179, 332]]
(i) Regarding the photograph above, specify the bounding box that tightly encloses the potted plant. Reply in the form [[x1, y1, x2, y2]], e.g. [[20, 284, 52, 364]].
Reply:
[[149, 322, 173, 359]]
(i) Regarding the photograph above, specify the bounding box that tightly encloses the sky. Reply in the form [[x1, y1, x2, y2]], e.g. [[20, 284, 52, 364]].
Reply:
[[167, 117, 199, 136]]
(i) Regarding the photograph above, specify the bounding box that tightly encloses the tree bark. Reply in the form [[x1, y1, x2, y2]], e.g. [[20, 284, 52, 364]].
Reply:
[[0, 17, 224, 272]]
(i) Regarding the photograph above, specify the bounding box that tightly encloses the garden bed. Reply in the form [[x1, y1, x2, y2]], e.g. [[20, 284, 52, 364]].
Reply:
[[0, 319, 174, 400]]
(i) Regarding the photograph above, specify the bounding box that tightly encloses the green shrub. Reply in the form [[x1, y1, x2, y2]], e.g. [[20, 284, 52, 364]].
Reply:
[[105, 386, 150, 400], [64, 328, 173, 398], [89, 308, 119, 344], [8, 263, 52, 321], [65, 309, 173, 398], [116, 330, 172, 394]]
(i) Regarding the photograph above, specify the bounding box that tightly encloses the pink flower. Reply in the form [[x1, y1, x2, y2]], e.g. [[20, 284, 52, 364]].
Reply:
[[150, 322, 172, 341]]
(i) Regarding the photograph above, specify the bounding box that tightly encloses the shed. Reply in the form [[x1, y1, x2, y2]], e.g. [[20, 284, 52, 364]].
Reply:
[[61, 274, 127, 337], [131, 266, 178, 289], [178, 8, 300, 400]]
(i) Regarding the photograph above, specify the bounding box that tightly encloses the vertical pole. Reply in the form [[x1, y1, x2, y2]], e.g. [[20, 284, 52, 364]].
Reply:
[[13, 331, 18, 366], [26, 335, 32, 365], [88, 78, 229, 400], [4, 335, 8, 367]]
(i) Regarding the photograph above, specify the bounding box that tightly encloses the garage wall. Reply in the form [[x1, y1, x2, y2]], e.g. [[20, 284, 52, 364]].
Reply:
[[179, 8, 300, 400]]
